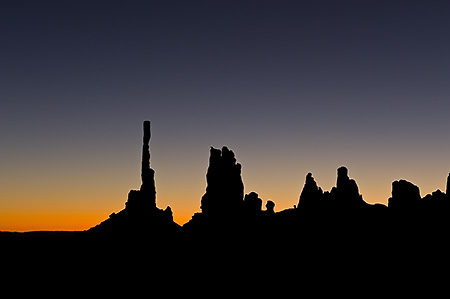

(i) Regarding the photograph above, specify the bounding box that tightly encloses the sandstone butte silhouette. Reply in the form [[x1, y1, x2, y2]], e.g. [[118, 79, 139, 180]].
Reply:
[[3, 120, 450, 290], [3, 120, 450, 249], [82, 121, 450, 245]]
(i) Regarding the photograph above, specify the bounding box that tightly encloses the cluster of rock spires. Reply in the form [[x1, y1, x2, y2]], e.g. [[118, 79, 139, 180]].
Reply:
[[88, 121, 450, 239], [298, 167, 368, 210], [8, 120, 446, 288]]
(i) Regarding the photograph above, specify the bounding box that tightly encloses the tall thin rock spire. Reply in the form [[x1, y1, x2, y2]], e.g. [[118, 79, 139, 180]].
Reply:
[[141, 120, 151, 186], [139, 120, 156, 205], [89, 120, 177, 234]]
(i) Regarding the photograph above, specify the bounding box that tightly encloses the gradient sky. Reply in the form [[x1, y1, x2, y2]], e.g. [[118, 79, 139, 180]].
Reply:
[[1, 0, 450, 231]]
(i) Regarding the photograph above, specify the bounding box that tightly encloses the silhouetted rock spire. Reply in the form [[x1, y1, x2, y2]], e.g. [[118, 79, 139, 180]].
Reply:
[[127, 120, 156, 209], [329, 166, 366, 208], [200, 146, 244, 216], [140, 121, 156, 202], [298, 172, 323, 208], [88, 121, 179, 235]]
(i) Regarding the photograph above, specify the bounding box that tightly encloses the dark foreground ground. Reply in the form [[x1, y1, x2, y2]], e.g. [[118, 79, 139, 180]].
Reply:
[[1, 218, 448, 297]]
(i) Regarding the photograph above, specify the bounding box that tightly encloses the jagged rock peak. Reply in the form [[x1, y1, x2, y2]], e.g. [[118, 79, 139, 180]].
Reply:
[[422, 189, 447, 201], [298, 172, 323, 207], [200, 146, 244, 216]]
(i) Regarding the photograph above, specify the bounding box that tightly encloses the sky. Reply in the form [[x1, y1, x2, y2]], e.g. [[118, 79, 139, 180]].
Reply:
[[1, 0, 450, 231]]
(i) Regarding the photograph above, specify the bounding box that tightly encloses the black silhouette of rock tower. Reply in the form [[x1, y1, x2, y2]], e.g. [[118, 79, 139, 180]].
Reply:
[[140, 120, 156, 206], [330, 166, 366, 208], [126, 120, 156, 209], [200, 146, 244, 216], [88, 120, 178, 235], [298, 172, 323, 208]]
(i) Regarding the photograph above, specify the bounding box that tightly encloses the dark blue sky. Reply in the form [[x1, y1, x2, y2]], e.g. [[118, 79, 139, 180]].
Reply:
[[2, 1, 450, 230]]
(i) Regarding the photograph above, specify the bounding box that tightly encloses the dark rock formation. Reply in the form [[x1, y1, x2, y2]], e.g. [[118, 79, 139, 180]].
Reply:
[[419, 189, 450, 227], [140, 120, 156, 204], [265, 200, 275, 214], [388, 179, 421, 210], [88, 121, 179, 236], [447, 173, 450, 197], [422, 189, 447, 201], [417, 174, 450, 211], [243, 192, 262, 215], [329, 166, 366, 208], [388, 178, 449, 232], [182, 146, 248, 235], [10, 118, 450, 283], [298, 172, 323, 208], [200, 146, 244, 216], [293, 168, 386, 239], [126, 121, 156, 210]]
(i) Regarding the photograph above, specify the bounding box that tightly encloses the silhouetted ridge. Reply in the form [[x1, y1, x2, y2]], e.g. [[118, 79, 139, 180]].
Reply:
[[88, 121, 179, 236], [422, 189, 447, 201], [76, 119, 450, 258], [388, 178, 450, 221]]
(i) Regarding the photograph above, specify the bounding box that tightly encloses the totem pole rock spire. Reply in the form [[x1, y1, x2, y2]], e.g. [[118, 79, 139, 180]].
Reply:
[[141, 120, 151, 186], [139, 120, 156, 205], [88, 120, 179, 234]]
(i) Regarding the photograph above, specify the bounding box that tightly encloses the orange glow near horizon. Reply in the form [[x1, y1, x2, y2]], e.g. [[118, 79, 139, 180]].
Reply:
[[0, 212, 104, 232], [0, 204, 199, 232], [0, 188, 389, 232], [1, 156, 448, 232], [0, 210, 195, 232], [0, 179, 447, 232], [3, 0, 450, 234]]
